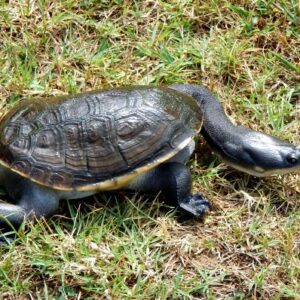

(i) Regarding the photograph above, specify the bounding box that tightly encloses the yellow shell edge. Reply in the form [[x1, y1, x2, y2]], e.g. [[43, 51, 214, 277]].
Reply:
[[0, 136, 196, 192]]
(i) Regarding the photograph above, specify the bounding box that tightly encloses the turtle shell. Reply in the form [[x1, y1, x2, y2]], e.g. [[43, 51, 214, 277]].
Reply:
[[0, 86, 203, 191]]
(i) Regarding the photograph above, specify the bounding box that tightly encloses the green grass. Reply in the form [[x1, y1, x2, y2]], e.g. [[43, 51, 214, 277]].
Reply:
[[0, 0, 300, 299]]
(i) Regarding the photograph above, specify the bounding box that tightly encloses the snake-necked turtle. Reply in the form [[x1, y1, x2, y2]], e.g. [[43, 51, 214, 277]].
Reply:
[[0, 84, 300, 237]]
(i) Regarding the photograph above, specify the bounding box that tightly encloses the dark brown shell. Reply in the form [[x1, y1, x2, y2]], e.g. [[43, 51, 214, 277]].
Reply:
[[0, 86, 203, 191]]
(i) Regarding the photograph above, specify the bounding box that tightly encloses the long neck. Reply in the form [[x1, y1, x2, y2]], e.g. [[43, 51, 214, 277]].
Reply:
[[191, 87, 242, 145], [169, 84, 246, 157], [168, 83, 275, 176], [168, 84, 300, 177]]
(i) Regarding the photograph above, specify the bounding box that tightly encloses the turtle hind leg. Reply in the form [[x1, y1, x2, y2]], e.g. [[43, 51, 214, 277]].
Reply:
[[0, 203, 27, 238], [126, 162, 211, 217], [16, 181, 60, 220], [0, 179, 60, 242]]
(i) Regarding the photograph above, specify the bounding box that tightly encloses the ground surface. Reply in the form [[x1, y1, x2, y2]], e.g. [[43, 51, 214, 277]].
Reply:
[[0, 1, 299, 299]]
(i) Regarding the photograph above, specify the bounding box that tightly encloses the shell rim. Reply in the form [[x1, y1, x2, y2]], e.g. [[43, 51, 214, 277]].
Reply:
[[0, 135, 200, 192]]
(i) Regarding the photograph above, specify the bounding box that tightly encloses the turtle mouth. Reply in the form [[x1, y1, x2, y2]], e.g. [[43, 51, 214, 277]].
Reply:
[[222, 158, 300, 177], [225, 139, 300, 177], [230, 164, 300, 177], [213, 132, 300, 177]]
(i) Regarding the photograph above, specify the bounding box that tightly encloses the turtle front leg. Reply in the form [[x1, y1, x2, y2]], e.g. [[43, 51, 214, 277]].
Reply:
[[126, 162, 211, 217]]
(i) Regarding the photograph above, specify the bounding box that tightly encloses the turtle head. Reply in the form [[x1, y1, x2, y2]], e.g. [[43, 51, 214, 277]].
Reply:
[[222, 131, 300, 177]]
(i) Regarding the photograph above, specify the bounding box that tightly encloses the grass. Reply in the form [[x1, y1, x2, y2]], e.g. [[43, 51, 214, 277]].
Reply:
[[0, 0, 299, 299]]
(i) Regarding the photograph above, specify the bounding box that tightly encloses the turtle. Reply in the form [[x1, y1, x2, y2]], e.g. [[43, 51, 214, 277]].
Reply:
[[0, 84, 300, 239]]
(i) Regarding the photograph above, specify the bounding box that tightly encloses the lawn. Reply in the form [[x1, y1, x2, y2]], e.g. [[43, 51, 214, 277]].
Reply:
[[0, 0, 299, 299]]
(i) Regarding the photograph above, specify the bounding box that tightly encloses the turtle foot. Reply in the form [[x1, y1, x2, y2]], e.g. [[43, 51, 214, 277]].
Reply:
[[0, 233, 16, 245], [179, 193, 211, 217]]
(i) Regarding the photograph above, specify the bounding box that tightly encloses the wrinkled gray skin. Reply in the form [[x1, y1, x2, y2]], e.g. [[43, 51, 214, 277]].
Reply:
[[0, 84, 300, 243]]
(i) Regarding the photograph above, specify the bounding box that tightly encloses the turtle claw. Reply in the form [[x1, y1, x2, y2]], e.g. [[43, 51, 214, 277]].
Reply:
[[0, 235, 15, 245], [179, 193, 211, 217]]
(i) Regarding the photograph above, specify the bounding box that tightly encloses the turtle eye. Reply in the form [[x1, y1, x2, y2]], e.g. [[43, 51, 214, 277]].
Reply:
[[287, 153, 298, 164]]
